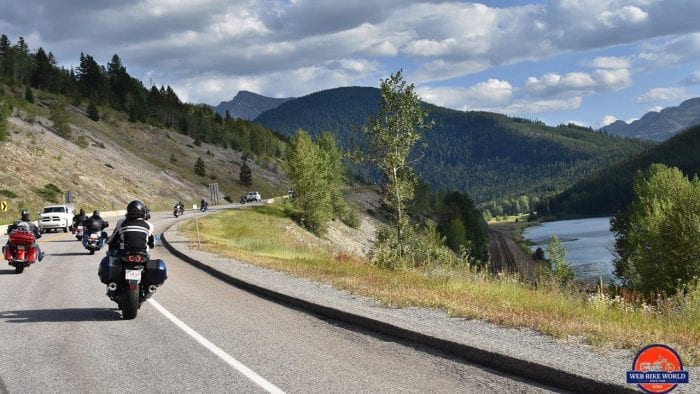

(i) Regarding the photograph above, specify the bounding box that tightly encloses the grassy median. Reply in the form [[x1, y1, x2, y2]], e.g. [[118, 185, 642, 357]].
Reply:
[[180, 205, 700, 365]]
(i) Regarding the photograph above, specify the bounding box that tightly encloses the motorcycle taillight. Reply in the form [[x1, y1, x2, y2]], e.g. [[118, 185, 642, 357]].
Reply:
[[127, 255, 143, 263]]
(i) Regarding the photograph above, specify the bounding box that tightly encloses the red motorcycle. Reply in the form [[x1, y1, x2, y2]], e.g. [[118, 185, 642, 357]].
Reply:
[[3, 226, 39, 274]]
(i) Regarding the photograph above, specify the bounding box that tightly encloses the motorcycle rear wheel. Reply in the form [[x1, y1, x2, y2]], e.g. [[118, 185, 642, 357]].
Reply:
[[15, 265, 24, 274], [121, 286, 139, 320]]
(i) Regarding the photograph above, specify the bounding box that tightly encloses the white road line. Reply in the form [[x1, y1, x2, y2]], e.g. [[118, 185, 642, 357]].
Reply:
[[148, 299, 285, 394]]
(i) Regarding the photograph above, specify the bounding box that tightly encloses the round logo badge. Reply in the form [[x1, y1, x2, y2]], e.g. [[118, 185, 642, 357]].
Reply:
[[627, 344, 689, 393]]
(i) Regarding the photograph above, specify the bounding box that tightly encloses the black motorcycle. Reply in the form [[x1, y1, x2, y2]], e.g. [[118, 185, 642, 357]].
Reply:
[[99, 251, 167, 319]]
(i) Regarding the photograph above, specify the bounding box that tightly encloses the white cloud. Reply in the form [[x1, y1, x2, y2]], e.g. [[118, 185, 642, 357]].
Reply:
[[171, 58, 383, 104], [635, 87, 688, 103], [523, 68, 631, 97], [592, 56, 630, 69], [598, 5, 648, 28], [498, 96, 583, 114], [638, 33, 700, 69], [681, 70, 700, 85], [648, 105, 663, 112], [418, 78, 513, 109], [601, 115, 618, 126]]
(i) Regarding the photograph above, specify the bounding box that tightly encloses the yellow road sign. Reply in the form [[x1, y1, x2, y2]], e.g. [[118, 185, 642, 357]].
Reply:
[[0, 201, 7, 212]]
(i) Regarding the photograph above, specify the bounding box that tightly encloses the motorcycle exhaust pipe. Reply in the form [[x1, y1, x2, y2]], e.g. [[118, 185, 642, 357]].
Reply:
[[148, 285, 157, 293], [107, 282, 118, 291]]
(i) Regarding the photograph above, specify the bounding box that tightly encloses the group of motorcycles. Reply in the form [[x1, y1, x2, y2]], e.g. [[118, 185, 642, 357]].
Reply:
[[3, 208, 168, 320]]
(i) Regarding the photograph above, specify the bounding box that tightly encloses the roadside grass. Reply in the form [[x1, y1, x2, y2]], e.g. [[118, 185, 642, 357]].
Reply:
[[180, 205, 700, 365]]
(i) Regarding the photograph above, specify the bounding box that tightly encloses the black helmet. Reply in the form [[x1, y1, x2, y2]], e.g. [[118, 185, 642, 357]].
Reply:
[[93, 210, 100, 217], [79, 208, 85, 215], [126, 200, 145, 220], [21, 209, 30, 221]]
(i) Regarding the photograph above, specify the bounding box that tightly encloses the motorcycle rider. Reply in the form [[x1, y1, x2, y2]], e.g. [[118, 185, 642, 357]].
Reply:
[[200, 198, 208, 211], [107, 200, 155, 255], [6, 209, 44, 261], [71, 208, 88, 231], [174, 201, 184, 215], [82, 210, 108, 249]]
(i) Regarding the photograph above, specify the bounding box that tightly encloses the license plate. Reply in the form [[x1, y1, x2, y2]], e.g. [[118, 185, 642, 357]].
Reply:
[[17, 245, 25, 250], [125, 270, 141, 280]]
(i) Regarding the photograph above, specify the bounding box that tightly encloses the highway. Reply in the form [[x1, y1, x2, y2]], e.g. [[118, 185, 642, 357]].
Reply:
[[0, 211, 553, 393]]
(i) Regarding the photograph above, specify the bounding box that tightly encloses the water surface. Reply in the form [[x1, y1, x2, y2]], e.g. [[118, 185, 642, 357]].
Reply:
[[523, 217, 616, 283]]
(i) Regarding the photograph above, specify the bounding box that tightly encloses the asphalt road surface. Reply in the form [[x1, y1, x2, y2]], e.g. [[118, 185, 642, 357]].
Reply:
[[0, 211, 554, 393]]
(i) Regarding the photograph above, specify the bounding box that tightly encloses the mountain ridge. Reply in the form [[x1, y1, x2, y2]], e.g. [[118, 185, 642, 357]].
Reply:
[[544, 123, 700, 217], [213, 90, 293, 120], [602, 97, 700, 141], [254, 86, 652, 204]]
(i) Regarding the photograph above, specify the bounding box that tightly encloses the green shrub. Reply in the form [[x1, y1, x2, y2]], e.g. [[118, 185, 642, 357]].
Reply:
[[0, 189, 18, 198], [34, 183, 62, 202], [340, 205, 361, 229]]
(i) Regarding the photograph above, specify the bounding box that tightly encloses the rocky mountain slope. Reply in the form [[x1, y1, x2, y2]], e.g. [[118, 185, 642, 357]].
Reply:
[[213, 91, 293, 120], [602, 97, 700, 141]]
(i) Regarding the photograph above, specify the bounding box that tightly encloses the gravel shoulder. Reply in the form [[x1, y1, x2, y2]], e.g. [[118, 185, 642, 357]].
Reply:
[[162, 224, 699, 392]]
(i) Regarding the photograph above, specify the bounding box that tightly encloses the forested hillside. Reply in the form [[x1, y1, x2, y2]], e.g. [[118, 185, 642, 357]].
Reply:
[[0, 34, 287, 158], [0, 34, 290, 222], [543, 124, 700, 217], [255, 87, 651, 204]]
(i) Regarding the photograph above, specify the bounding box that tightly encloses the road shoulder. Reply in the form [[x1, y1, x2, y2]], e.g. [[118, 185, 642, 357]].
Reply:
[[161, 224, 663, 393]]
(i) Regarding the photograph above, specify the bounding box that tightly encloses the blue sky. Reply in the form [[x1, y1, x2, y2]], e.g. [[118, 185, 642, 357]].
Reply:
[[2, 0, 700, 127]]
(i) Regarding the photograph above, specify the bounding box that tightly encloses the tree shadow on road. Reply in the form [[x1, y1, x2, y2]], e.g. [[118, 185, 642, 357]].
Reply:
[[0, 308, 121, 322]]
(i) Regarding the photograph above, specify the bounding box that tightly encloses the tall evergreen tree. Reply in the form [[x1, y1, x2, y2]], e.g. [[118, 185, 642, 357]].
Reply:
[[194, 157, 206, 176], [49, 97, 71, 139], [87, 102, 100, 121], [31, 47, 55, 91], [24, 86, 34, 103], [239, 162, 253, 186]]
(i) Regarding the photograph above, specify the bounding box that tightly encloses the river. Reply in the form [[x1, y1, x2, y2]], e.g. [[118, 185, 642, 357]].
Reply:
[[522, 217, 616, 284]]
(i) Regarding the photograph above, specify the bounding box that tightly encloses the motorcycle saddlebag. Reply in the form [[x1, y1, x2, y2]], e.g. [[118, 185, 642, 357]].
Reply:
[[3, 245, 11, 261], [144, 259, 167, 286], [98, 257, 123, 284]]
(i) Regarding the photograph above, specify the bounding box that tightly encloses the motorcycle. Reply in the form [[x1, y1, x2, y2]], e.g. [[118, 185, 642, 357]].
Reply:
[[3, 225, 39, 274], [83, 229, 108, 255], [239, 195, 246, 204], [173, 205, 184, 217], [99, 251, 167, 319], [73, 224, 84, 241], [200, 202, 208, 212]]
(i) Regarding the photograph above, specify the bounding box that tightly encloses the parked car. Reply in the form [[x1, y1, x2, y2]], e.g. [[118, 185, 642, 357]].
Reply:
[[38, 204, 75, 233], [245, 191, 261, 202]]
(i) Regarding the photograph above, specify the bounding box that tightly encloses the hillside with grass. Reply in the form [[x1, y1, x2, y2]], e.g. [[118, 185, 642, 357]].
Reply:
[[255, 86, 653, 203], [0, 84, 289, 224]]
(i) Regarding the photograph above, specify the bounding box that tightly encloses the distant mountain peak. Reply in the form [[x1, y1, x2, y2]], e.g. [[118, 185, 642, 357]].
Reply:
[[602, 97, 700, 141], [214, 91, 293, 120]]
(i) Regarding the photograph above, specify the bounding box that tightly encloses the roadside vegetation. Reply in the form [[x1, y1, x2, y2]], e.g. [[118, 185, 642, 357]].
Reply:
[[182, 71, 699, 365], [180, 204, 699, 365]]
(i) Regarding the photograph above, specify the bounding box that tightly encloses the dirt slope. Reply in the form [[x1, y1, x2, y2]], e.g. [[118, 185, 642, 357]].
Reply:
[[0, 99, 288, 223]]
